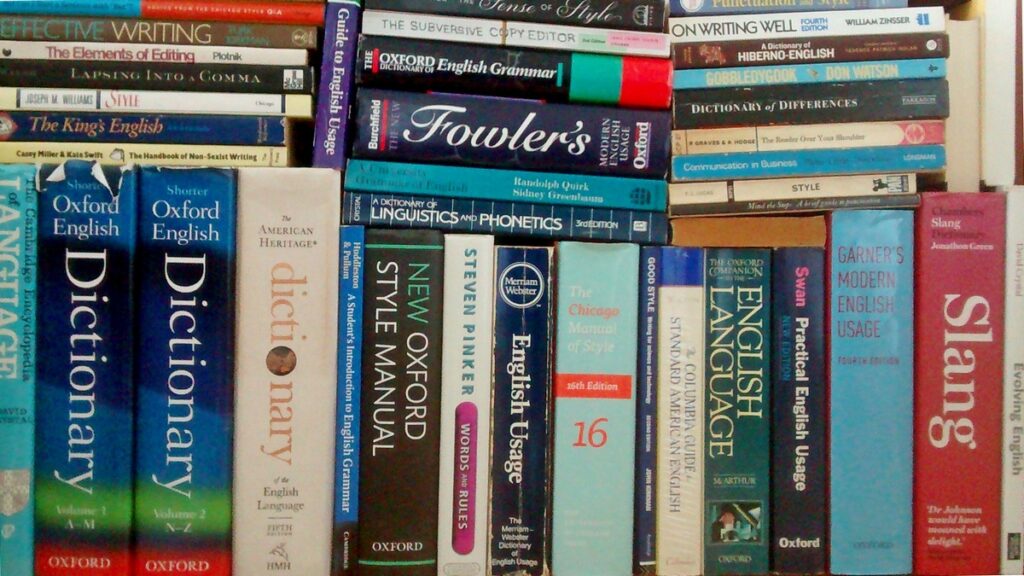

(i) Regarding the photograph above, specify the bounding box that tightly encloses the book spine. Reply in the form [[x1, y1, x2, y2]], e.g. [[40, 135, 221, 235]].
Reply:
[[333, 225, 364, 576], [0, 112, 286, 145], [0, 60, 314, 94], [1004, 190, 1024, 575], [364, 0, 666, 32], [0, 40, 307, 65], [0, 142, 288, 167], [914, 193, 1005, 576], [0, 0, 140, 17], [634, 247, 659, 576], [670, 174, 916, 206], [438, 234, 495, 576], [353, 89, 669, 179], [355, 36, 672, 109], [671, 193, 920, 216], [703, 248, 771, 575], [671, 145, 945, 181], [829, 209, 914, 575], [672, 121, 945, 155], [342, 191, 669, 245], [344, 160, 667, 213], [139, 1, 326, 26], [673, 58, 945, 90], [552, 242, 639, 576], [359, 11, 671, 58], [358, 228, 444, 576], [672, 33, 949, 69], [771, 248, 826, 575], [489, 246, 553, 576], [673, 79, 949, 129], [313, 0, 361, 169], [0, 164, 38, 576], [232, 168, 342, 576], [669, 7, 944, 43], [0, 15, 318, 48], [8, 88, 313, 118], [671, 0, 906, 16], [656, 247, 705, 576], [134, 167, 235, 576], [35, 161, 136, 576]]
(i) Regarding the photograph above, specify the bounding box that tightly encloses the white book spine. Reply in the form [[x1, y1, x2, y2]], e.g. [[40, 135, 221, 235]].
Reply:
[[361, 11, 505, 46], [981, 1, 1018, 188], [669, 173, 916, 206], [6, 88, 312, 117], [669, 7, 945, 43], [945, 20, 981, 191], [0, 142, 288, 167], [1003, 190, 1024, 575], [233, 168, 342, 576], [0, 40, 308, 65], [438, 234, 496, 576], [656, 261, 704, 576]]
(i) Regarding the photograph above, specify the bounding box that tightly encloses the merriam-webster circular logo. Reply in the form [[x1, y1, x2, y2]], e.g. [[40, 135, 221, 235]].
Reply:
[[499, 262, 545, 309], [679, 0, 705, 12]]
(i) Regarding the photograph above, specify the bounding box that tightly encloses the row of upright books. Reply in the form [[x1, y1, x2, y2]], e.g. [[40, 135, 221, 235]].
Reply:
[[3, 158, 1023, 576]]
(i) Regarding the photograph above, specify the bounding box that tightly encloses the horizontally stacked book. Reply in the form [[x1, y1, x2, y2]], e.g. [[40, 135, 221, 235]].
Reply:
[[666, 1, 949, 216], [0, 0, 328, 167], [340, 0, 674, 243]]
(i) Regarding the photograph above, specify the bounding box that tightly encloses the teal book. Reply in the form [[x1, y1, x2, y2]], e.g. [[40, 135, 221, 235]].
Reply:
[[551, 242, 639, 576], [0, 164, 38, 576], [829, 210, 914, 575], [703, 249, 771, 575]]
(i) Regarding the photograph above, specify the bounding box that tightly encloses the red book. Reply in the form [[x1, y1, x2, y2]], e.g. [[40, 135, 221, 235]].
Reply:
[[140, 1, 325, 25], [913, 192, 1006, 575]]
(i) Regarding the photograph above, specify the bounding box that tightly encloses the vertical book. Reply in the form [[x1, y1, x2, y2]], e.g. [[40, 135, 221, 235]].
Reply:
[[232, 168, 342, 575], [358, 228, 444, 576], [635, 247, 659, 576], [134, 167, 236, 576], [35, 161, 136, 575], [0, 164, 37, 576], [551, 242, 639, 576], [829, 210, 914, 575], [1003, 189, 1024, 575]]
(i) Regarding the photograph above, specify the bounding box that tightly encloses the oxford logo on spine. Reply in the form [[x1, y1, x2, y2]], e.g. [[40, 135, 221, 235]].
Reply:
[[498, 262, 544, 309]]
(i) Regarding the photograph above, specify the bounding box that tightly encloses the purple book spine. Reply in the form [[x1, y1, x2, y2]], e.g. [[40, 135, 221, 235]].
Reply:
[[313, 0, 362, 169]]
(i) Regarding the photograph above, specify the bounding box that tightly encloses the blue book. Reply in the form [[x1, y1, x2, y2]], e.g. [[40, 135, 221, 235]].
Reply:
[[670, 0, 907, 16], [672, 58, 945, 90], [0, 0, 139, 16], [552, 242, 639, 576], [634, 247, 659, 576], [829, 210, 914, 575], [342, 191, 668, 245], [771, 248, 827, 575], [671, 145, 945, 181], [134, 167, 236, 572], [344, 160, 668, 213], [333, 225, 364, 576], [0, 164, 38, 576], [0, 112, 286, 145], [36, 161, 137, 574], [490, 246, 553, 576]]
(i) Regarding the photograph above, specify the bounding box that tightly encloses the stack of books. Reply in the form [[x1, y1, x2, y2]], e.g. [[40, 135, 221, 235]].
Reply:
[[339, 1, 675, 243], [666, 2, 950, 216], [0, 0, 327, 167]]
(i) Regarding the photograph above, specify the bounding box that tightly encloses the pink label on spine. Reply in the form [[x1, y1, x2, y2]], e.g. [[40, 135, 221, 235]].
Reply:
[[452, 402, 478, 554]]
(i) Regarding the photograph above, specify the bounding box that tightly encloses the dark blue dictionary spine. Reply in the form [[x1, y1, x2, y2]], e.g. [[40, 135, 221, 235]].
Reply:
[[0, 112, 286, 145], [35, 161, 137, 576], [313, 0, 361, 168], [332, 224, 364, 576], [771, 248, 826, 575], [352, 89, 670, 178], [635, 247, 659, 576], [342, 191, 667, 244], [490, 246, 552, 576], [134, 167, 236, 575]]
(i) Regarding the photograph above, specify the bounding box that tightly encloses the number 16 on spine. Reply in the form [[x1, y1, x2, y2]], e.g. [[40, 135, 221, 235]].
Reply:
[[552, 242, 640, 576]]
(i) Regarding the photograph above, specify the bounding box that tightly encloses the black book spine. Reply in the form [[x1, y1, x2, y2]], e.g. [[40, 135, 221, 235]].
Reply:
[[358, 228, 445, 576], [771, 248, 827, 575], [362, 0, 666, 32], [0, 60, 314, 94], [673, 79, 949, 129]]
